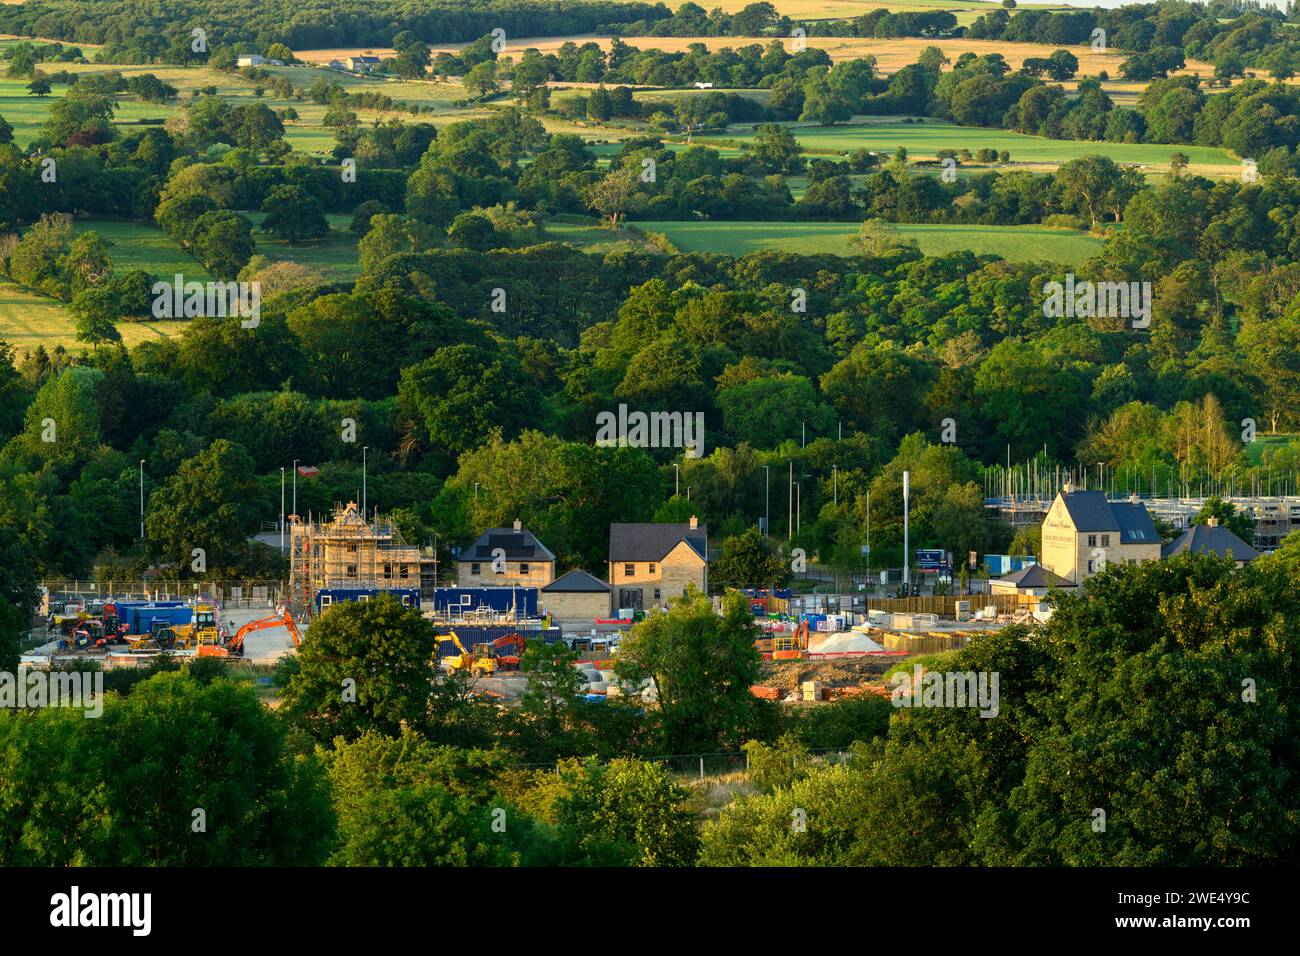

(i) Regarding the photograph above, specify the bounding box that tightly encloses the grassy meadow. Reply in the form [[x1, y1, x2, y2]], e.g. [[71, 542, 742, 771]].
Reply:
[[699, 117, 1239, 174], [638, 219, 1104, 265]]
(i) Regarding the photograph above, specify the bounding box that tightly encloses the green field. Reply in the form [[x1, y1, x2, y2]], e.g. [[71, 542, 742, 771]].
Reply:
[[75, 215, 361, 283], [0, 281, 188, 352], [0, 212, 360, 353], [639, 219, 1104, 265], [700, 118, 1238, 173], [1246, 433, 1300, 466]]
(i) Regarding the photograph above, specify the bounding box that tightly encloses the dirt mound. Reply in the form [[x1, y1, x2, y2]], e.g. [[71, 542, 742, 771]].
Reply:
[[760, 656, 894, 694]]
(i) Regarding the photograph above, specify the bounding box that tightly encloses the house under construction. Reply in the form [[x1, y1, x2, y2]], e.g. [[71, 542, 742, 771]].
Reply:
[[289, 502, 427, 616]]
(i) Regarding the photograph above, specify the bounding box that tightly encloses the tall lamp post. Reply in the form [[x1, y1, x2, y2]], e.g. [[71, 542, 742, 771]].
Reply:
[[902, 470, 911, 594], [763, 465, 770, 536], [138, 460, 145, 540]]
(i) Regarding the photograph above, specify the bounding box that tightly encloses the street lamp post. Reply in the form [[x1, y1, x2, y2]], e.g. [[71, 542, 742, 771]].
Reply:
[[291, 459, 299, 523], [674, 463, 680, 498], [362, 446, 369, 518], [763, 465, 770, 536], [138, 460, 145, 539], [280, 466, 285, 552], [902, 470, 910, 593], [787, 460, 793, 541]]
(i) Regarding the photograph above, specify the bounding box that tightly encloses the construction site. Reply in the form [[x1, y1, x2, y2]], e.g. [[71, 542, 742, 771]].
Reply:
[[288, 501, 432, 617], [746, 592, 1025, 703], [20, 491, 1044, 706]]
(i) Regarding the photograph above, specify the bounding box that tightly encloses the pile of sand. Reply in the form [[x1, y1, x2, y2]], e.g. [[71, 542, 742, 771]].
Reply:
[[808, 630, 885, 655]]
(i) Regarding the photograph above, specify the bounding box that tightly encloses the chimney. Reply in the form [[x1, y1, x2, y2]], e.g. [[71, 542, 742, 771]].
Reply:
[[1207, 516, 1219, 528], [689, 515, 698, 530], [513, 517, 522, 531]]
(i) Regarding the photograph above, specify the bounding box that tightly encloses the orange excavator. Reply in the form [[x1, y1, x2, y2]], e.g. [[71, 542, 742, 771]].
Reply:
[[198, 610, 302, 658], [489, 633, 526, 671]]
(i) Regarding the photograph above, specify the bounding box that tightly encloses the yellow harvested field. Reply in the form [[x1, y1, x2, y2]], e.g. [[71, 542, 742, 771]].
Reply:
[[0, 32, 102, 46], [294, 47, 398, 64], [689, 0, 1066, 13], [301, 35, 1212, 79]]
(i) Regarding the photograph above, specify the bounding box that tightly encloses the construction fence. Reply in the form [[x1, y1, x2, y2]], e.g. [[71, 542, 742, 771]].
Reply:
[[41, 580, 286, 611], [516, 746, 863, 780], [863, 594, 1022, 617]]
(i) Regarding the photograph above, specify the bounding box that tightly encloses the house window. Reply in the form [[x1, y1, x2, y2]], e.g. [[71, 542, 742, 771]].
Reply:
[[653, 588, 661, 601], [346, 565, 357, 576], [383, 564, 393, 579], [470, 563, 480, 575], [624, 563, 635, 578], [520, 563, 529, 575], [648, 563, 656, 574], [1087, 559, 1096, 573], [1101, 535, 1110, 547], [399, 566, 409, 578], [494, 562, 505, 575], [1087, 535, 1096, 547]]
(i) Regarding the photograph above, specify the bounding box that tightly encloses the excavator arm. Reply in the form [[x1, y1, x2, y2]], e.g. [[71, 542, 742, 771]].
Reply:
[[199, 610, 302, 657]]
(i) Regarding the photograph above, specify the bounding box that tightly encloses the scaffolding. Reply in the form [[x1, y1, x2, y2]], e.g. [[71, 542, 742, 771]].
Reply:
[[288, 501, 421, 617]]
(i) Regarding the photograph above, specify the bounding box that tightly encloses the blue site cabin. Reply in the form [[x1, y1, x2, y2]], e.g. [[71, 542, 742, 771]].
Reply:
[[431, 586, 539, 618], [316, 587, 422, 614], [114, 602, 193, 635]]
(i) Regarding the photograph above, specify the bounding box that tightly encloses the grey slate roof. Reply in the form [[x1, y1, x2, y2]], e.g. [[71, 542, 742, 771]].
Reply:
[[1162, 524, 1260, 561], [609, 523, 707, 562], [463, 527, 555, 562], [542, 569, 612, 593], [997, 564, 1077, 589], [1059, 491, 1159, 544]]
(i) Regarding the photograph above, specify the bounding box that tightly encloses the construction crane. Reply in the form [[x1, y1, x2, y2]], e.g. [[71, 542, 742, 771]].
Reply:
[[198, 610, 302, 658]]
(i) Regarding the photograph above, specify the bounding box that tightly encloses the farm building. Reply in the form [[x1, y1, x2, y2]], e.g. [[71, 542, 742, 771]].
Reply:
[[345, 55, 380, 71], [541, 569, 612, 623]]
